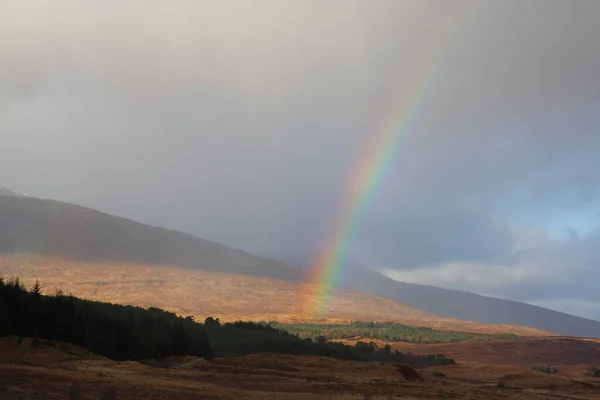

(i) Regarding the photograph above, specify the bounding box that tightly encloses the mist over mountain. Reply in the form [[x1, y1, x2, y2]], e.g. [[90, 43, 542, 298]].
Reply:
[[0, 187, 28, 197], [0, 194, 299, 280]]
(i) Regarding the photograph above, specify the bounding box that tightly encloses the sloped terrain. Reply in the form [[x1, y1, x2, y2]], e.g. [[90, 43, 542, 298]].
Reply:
[[3, 194, 600, 337], [0, 255, 548, 336], [281, 253, 600, 338], [337, 265, 600, 338], [0, 196, 298, 280]]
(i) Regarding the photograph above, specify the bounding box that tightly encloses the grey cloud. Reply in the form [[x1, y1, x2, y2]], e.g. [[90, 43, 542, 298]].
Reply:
[[383, 230, 600, 319]]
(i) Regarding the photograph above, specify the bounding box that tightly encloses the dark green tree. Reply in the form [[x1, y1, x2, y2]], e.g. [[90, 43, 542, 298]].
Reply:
[[30, 279, 42, 297], [204, 316, 221, 327]]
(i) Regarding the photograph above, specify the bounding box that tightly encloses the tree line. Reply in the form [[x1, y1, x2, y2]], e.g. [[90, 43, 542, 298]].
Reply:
[[270, 321, 521, 344], [0, 277, 210, 360], [0, 277, 454, 366]]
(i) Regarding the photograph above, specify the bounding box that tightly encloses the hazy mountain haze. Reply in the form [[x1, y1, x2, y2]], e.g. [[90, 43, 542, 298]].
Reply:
[[2, 1, 600, 319], [0, 195, 298, 280]]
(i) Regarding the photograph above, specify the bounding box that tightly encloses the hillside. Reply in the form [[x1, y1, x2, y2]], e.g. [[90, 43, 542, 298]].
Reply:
[[0, 256, 548, 336], [0, 195, 299, 280], [337, 265, 600, 338], [279, 253, 600, 338], [2, 193, 600, 337]]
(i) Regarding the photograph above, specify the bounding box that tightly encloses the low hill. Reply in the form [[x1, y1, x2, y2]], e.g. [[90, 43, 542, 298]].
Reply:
[[0, 195, 298, 280]]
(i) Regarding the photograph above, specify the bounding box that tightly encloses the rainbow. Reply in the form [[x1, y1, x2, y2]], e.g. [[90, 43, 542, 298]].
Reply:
[[302, 1, 482, 318]]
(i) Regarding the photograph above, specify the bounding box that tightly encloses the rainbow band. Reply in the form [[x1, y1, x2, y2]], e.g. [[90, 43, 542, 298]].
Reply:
[[302, 1, 482, 318]]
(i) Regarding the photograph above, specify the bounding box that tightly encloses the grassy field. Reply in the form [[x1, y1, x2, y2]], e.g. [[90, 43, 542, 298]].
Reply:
[[2, 336, 600, 400]]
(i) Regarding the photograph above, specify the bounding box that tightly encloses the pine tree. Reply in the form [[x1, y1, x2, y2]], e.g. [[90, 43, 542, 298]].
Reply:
[[31, 280, 42, 297]]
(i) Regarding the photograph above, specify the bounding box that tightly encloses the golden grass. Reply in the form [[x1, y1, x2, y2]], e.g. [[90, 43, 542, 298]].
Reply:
[[2, 336, 600, 400], [1, 255, 550, 335], [335, 337, 600, 367]]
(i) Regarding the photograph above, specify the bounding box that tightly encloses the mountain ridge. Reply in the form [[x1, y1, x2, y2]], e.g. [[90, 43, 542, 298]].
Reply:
[[337, 265, 600, 337], [0, 187, 28, 197], [1, 193, 600, 337], [0, 195, 300, 280]]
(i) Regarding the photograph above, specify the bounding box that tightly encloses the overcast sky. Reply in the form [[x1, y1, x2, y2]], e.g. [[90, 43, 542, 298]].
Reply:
[[2, 1, 600, 319]]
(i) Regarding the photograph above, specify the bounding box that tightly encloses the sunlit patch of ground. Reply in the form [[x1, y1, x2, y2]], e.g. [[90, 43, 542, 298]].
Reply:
[[1, 255, 549, 336]]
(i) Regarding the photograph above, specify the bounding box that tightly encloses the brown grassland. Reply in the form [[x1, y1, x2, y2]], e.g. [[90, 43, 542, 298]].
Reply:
[[337, 337, 600, 366], [2, 336, 600, 400], [0, 255, 549, 335], [3, 256, 600, 399]]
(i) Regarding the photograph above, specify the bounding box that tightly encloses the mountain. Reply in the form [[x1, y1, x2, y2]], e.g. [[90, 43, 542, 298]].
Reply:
[[0, 187, 28, 197], [2, 192, 600, 337], [340, 266, 600, 338], [277, 253, 600, 338], [0, 195, 300, 280]]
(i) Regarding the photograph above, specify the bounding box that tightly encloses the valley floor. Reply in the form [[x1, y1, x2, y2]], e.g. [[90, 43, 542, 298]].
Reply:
[[2, 337, 600, 400]]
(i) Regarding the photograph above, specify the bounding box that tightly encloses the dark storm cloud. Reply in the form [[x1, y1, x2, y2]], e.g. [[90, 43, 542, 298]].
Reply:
[[2, 0, 600, 317]]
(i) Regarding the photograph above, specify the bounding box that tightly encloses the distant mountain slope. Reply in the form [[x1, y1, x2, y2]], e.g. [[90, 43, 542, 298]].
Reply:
[[277, 254, 600, 338], [0, 195, 299, 280], [338, 266, 600, 338], [0, 187, 28, 197], [3, 192, 600, 337]]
